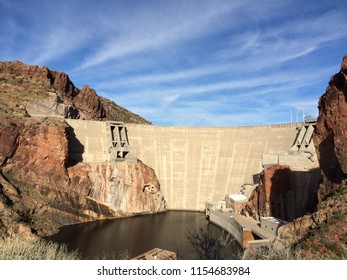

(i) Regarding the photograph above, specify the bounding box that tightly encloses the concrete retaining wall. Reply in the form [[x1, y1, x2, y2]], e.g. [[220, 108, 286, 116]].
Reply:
[[209, 209, 244, 246]]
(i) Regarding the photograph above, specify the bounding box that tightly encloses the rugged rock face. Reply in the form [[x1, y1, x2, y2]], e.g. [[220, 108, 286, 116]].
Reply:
[[273, 56, 347, 258], [68, 162, 166, 217], [0, 61, 158, 239], [0, 114, 165, 238], [0, 61, 150, 124], [242, 165, 320, 222], [73, 85, 105, 120], [314, 55, 347, 198], [275, 183, 347, 258]]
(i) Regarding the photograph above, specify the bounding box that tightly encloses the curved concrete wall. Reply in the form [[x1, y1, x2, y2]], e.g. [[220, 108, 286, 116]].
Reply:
[[126, 124, 298, 211], [65, 120, 298, 211]]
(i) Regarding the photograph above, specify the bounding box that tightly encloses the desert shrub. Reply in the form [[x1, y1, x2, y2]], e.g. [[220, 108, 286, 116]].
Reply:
[[243, 243, 299, 260], [186, 226, 236, 260], [0, 237, 80, 260], [88, 249, 132, 260]]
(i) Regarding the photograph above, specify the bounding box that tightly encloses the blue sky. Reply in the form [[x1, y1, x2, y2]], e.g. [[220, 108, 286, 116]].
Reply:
[[1, 0, 347, 126]]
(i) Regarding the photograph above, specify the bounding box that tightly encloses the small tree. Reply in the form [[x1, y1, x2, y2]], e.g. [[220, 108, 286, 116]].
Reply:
[[186, 226, 231, 260]]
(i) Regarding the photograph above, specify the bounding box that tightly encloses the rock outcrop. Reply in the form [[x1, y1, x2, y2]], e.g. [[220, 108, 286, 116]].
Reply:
[[0, 113, 164, 238], [0, 61, 150, 124], [314, 55, 347, 198], [242, 165, 320, 222], [273, 56, 347, 258], [0, 61, 159, 239]]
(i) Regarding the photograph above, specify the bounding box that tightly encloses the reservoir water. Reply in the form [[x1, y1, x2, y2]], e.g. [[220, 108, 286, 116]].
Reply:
[[47, 211, 242, 259]]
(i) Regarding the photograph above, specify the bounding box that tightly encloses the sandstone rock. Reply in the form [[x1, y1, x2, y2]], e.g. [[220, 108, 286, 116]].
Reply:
[[48, 70, 76, 98], [243, 165, 291, 220], [314, 55, 347, 197], [0, 114, 165, 237], [275, 183, 347, 247], [0, 117, 19, 165], [273, 57, 347, 257], [243, 165, 320, 222], [0, 61, 150, 123], [73, 85, 105, 120], [68, 162, 166, 215]]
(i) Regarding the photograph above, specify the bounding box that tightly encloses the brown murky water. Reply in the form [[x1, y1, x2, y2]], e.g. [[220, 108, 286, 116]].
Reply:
[[47, 211, 241, 259]]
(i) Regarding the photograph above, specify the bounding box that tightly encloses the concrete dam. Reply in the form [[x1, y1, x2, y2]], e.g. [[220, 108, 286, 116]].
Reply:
[[66, 120, 304, 211]]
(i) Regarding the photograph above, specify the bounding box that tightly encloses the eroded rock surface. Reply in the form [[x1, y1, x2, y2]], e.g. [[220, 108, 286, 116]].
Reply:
[[243, 165, 320, 222], [0, 115, 165, 237], [314, 55, 347, 197], [273, 56, 347, 258], [0, 61, 150, 124]]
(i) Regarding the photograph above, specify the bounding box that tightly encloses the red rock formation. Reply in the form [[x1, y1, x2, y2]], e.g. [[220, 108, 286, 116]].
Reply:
[[274, 57, 347, 256], [0, 120, 20, 166], [314, 55, 347, 197], [0, 61, 150, 123], [243, 165, 320, 222], [48, 70, 76, 98], [243, 165, 291, 220], [74, 85, 106, 119], [0, 61, 76, 98], [0, 115, 165, 237]]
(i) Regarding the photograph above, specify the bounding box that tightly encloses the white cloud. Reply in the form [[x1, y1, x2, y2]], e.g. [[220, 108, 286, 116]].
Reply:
[[1, 0, 347, 126], [77, 1, 247, 69]]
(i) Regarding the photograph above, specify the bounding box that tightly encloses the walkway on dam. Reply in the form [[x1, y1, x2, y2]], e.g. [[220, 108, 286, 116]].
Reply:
[[215, 210, 275, 241], [231, 213, 275, 241]]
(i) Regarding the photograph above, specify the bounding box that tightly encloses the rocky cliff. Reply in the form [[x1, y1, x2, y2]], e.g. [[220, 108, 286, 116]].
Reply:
[[0, 114, 165, 238], [0, 61, 150, 124], [242, 165, 320, 222], [241, 56, 347, 259], [274, 56, 347, 258], [0, 62, 164, 239], [314, 55, 347, 197]]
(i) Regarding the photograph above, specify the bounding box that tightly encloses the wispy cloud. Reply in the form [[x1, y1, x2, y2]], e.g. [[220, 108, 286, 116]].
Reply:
[[77, 0, 246, 69], [1, 0, 347, 126]]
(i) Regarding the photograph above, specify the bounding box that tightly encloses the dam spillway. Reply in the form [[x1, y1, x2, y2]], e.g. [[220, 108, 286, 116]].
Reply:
[[66, 119, 299, 211]]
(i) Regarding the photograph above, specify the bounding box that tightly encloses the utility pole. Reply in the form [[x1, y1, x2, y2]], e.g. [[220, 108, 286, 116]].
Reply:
[[290, 109, 293, 124]]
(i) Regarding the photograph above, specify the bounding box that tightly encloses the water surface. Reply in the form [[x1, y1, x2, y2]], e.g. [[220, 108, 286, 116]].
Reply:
[[47, 211, 241, 259]]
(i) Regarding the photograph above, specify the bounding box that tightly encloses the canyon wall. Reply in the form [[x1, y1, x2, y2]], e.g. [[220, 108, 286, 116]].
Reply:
[[314, 55, 347, 197], [0, 115, 165, 237], [274, 56, 347, 256]]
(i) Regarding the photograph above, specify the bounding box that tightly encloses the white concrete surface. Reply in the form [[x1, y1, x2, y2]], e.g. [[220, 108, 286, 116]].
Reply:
[[126, 124, 298, 210], [65, 120, 299, 211]]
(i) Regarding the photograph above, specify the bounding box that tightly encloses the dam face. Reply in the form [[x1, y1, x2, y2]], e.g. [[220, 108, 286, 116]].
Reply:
[[126, 124, 298, 210], [65, 120, 298, 211]]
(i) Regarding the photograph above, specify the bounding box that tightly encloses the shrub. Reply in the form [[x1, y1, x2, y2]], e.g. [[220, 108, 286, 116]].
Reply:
[[0, 237, 80, 260], [243, 243, 299, 260]]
